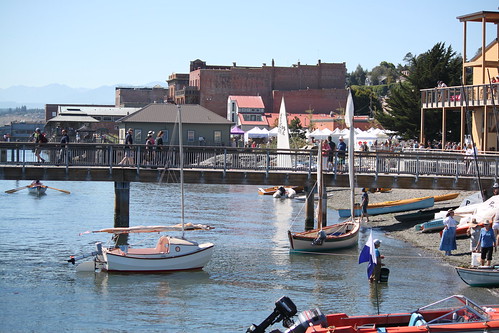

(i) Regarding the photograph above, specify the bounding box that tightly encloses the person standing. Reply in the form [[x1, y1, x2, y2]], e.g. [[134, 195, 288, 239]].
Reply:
[[337, 136, 347, 172], [476, 221, 497, 266], [360, 188, 369, 223], [370, 239, 384, 283], [439, 209, 457, 256], [155, 130, 164, 166], [327, 136, 336, 171], [144, 130, 155, 165], [467, 219, 481, 252], [57, 129, 70, 164]]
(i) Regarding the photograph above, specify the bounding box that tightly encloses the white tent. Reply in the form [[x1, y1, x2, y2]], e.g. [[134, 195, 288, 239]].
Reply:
[[244, 127, 269, 142], [268, 127, 279, 137]]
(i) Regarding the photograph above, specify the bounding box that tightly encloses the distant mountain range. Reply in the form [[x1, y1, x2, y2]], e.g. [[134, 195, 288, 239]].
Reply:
[[0, 82, 166, 108]]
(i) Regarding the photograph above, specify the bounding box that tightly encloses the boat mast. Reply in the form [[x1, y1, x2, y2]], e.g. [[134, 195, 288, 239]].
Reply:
[[177, 104, 185, 238], [317, 141, 324, 229]]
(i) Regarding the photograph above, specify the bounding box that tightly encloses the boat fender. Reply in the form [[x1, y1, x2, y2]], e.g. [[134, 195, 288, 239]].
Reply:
[[312, 230, 327, 246]]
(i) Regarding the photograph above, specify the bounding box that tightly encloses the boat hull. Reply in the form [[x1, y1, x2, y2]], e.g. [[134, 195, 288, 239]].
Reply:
[[288, 222, 360, 252], [456, 267, 499, 287], [258, 186, 303, 195], [101, 241, 214, 272], [28, 185, 47, 196], [338, 197, 435, 218]]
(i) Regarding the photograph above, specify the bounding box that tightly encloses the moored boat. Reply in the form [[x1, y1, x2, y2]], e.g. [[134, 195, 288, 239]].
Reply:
[[456, 266, 499, 287], [258, 185, 304, 196], [395, 206, 458, 223], [338, 196, 435, 218], [249, 295, 499, 333], [288, 90, 359, 252]]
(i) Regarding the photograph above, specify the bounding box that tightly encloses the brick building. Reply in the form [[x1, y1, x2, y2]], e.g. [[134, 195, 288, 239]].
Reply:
[[170, 59, 347, 117], [115, 85, 169, 107]]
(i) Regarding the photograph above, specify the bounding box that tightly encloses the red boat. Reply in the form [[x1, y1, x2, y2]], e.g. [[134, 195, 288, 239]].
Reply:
[[248, 295, 499, 333]]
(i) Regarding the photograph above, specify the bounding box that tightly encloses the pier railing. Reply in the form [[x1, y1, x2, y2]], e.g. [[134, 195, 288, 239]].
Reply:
[[1, 142, 498, 180]]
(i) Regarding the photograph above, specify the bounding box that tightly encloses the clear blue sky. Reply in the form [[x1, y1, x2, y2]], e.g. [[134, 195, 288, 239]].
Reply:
[[1, 0, 498, 89]]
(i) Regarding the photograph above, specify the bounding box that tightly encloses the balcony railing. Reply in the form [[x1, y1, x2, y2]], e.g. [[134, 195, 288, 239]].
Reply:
[[421, 83, 499, 109]]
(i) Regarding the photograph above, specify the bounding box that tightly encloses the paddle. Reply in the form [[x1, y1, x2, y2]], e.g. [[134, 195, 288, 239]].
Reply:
[[43, 186, 71, 194], [5, 185, 30, 194]]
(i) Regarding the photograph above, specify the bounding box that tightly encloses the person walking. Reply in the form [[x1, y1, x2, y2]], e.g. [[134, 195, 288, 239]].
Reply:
[[476, 221, 497, 266], [32, 128, 46, 163], [359, 188, 369, 223], [119, 128, 134, 165], [439, 209, 457, 256], [155, 130, 164, 166]]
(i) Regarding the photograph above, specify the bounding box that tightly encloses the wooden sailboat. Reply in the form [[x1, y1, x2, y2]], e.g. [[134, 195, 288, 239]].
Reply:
[[71, 105, 214, 273], [288, 90, 359, 252]]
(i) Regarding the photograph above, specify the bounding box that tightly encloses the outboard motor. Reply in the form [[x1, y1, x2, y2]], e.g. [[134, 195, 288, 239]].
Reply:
[[247, 296, 297, 333], [284, 308, 327, 333]]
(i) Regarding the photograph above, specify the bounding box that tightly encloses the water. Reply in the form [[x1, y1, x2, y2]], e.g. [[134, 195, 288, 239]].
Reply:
[[0, 180, 498, 332]]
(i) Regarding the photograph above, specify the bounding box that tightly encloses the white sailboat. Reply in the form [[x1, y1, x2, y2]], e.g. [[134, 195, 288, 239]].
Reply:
[[71, 105, 214, 273], [287, 89, 359, 252], [276, 96, 292, 168]]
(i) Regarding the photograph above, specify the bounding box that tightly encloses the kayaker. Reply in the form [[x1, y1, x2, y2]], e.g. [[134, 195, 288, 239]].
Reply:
[[476, 220, 497, 267]]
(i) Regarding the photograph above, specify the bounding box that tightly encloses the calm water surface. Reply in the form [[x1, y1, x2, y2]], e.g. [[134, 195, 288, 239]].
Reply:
[[0, 180, 498, 332]]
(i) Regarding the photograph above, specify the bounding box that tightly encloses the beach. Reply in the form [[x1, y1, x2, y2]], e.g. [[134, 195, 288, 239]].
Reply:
[[328, 188, 477, 267]]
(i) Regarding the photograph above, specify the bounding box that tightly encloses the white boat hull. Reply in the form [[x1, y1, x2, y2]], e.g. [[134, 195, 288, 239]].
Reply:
[[101, 240, 214, 272], [288, 222, 360, 252]]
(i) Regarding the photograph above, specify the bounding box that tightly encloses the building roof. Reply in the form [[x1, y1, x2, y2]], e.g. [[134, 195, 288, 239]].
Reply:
[[228, 96, 265, 109], [457, 11, 499, 23], [59, 106, 140, 117], [47, 114, 99, 123], [119, 103, 233, 125]]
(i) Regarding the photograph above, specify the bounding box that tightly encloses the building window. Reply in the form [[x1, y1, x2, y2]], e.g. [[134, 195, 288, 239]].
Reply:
[[163, 129, 169, 142], [214, 130, 221, 144], [187, 130, 195, 142], [134, 129, 142, 143], [232, 102, 236, 112]]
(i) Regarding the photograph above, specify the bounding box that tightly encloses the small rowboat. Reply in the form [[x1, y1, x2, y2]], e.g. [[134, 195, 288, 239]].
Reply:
[[258, 185, 304, 195], [28, 184, 47, 196], [456, 266, 499, 287]]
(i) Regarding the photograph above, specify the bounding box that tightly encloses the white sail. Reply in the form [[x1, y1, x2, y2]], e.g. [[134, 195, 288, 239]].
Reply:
[[276, 96, 292, 168], [346, 89, 355, 219]]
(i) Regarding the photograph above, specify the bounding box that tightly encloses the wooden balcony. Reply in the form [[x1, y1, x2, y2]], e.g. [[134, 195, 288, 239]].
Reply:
[[421, 83, 499, 109]]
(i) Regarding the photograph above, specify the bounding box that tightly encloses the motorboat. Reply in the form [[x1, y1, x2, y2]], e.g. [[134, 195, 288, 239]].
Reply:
[[248, 295, 499, 333]]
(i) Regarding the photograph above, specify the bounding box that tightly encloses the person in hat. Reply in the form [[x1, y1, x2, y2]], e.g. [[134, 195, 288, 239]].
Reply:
[[337, 136, 347, 172], [467, 218, 481, 252], [119, 128, 134, 165], [439, 209, 457, 256], [493, 183, 499, 197], [144, 131, 155, 165], [476, 220, 496, 266], [370, 239, 385, 283]]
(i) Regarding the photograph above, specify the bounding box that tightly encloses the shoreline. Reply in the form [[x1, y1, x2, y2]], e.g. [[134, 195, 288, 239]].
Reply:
[[327, 188, 475, 267]]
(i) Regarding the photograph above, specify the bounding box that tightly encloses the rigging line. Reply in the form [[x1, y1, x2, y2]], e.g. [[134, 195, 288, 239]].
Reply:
[[461, 84, 484, 200], [289, 180, 318, 228]]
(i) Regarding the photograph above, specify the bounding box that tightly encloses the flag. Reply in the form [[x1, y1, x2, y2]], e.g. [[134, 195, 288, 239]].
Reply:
[[358, 231, 377, 279], [345, 88, 354, 129]]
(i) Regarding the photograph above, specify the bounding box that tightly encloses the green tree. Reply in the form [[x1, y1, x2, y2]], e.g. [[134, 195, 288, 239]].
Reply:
[[347, 65, 367, 86], [376, 43, 462, 141], [351, 85, 383, 117]]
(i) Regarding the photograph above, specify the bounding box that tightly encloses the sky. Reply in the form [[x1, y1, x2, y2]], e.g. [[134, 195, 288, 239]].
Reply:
[[1, 0, 498, 89]]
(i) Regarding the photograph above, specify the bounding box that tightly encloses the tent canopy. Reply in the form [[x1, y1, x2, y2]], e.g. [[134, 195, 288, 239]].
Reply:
[[230, 126, 245, 135]]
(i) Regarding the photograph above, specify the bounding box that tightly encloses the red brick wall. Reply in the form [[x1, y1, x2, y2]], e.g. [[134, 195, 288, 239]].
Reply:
[[192, 61, 346, 117], [272, 89, 348, 114]]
